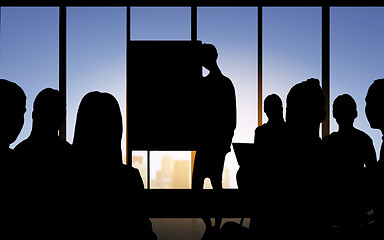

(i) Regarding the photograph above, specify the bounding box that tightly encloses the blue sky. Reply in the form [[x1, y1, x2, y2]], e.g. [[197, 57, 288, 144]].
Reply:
[[1, 7, 384, 187]]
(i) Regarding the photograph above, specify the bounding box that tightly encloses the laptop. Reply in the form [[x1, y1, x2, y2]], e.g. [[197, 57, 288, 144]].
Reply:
[[232, 142, 255, 167]]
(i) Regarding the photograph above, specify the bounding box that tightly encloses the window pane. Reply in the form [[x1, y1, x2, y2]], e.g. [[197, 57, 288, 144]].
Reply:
[[150, 151, 192, 189], [0, 7, 59, 148], [198, 7, 257, 188], [330, 7, 384, 157], [263, 7, 321, 124], [67, 7, 127, 155], [130, 7, 191, 40]]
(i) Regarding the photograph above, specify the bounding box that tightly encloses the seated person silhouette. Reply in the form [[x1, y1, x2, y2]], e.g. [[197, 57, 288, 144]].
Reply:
[[0, 79, 26, 162], [249, 94, 287, 232], [365, 78, 384, 235], [0, 79, 26, 236], [253, 93, 287, 185], [278, 78, 327, 238], [192, 43, 236, 239], [254, 94, 286, 146], [72, 91, 156, 239], [224, 94, 287, 239], [13, 88, 72, 237], [15, 88, 71, 186], [222, 79, 327, 239], [323, 94, 377, 229]]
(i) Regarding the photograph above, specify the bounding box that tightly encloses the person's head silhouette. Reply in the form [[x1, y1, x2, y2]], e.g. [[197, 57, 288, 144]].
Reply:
[[0, 79, 26, 149], [264, 94, 283, 122], [32, 88, 66, 135], [201, 43, 219, 72], [73, 91, 123, 167], [333, 94, 357, 129], [366, 78, 384, 133], [286, 78, 325, 138]]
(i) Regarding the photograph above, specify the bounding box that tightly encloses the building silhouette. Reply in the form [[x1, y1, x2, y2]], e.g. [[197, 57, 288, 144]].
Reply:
[[133, 153, 230, 189]]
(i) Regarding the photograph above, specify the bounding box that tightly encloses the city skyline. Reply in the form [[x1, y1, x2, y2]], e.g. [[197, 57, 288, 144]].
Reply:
[[132, 152, 231, 189]]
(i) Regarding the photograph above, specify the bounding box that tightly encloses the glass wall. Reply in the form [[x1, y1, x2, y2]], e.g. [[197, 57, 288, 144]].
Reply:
[[0, 7, 59, 148]]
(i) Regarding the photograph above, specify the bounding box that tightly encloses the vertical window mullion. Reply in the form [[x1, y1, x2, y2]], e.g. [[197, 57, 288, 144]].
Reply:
[[127, 5, 132, 167], [258, 6, 263, 127], [322, 5, 330, 138], [191, 5, 197, 41], [59, 5, 67, 141]]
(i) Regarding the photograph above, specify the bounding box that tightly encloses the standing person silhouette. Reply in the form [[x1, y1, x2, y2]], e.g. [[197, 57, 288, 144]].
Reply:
[[365, 78, 384, 237], [323, 94, 377, 232], [192, 43, 237, 239]]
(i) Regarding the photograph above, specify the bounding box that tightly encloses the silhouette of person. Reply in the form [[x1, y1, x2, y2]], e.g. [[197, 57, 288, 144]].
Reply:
[[279, 78, 327, 238], [254, 93, 286, 146], [222, 94, 287, 240], [365, 78, 384, 236], [15, 88, 71, 185], [72, 91, 156, 239], [0, 79, 26, 236], [323, 94, 377, 231], [191, 43, 237, 239], [13, 88, 72, 237], [222, 79, 327, 239], [0, 79, 26, 162], [247, 94, 287, 233]]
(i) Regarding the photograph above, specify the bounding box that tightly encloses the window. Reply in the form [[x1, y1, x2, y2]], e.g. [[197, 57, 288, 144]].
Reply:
[[66, 7, 127, 158], [198, 7, 258, 188], [263, 7, 321, 123], [330, 7, 384, 157], [150, 151, 192, 189], [130, 7, 191, 40], [0, 7, 59, 148], [130, 7, 194, 188]]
